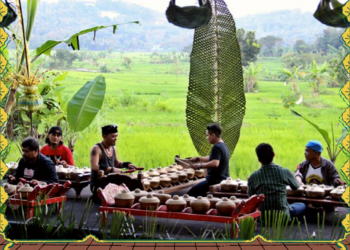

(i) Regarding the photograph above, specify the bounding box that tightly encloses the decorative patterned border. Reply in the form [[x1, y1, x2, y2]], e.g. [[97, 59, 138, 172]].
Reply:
[[0, 0, 10, 247], [0, 1, 349, 249]]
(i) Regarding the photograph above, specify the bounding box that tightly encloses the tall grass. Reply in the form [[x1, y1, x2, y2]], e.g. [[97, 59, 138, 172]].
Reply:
[[8, 194, 96, 239], [259, 211, 344, 240]]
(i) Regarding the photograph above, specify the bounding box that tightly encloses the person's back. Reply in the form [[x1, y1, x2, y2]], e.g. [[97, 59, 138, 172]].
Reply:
[[249, 163, 294, 215], [248, 143, 305, 218]]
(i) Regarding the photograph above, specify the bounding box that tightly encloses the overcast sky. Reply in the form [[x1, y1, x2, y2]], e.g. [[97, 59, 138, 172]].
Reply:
[[49, 0, 348, 18], [122, 0, 326, 17]]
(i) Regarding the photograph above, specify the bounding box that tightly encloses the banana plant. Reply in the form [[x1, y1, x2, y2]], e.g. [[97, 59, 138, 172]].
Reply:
[[306, 59, 330, 96], [291, 110, 347, 163], [66, 75, 106, 152], [3, 0, 139, 126], [243, 62, 261, 93], [280, 66, 306, 94]]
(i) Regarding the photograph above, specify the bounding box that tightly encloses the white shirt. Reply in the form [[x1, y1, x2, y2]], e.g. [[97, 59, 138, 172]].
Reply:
[[305, 164, 324, 185]]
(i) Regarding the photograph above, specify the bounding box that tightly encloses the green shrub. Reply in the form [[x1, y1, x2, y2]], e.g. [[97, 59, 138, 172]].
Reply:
[[120, 92, 137, 107], [154, 100, 173, 112]]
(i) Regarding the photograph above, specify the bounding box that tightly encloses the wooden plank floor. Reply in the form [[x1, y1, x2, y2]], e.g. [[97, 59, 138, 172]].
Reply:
[[0, 234, 349, 250]]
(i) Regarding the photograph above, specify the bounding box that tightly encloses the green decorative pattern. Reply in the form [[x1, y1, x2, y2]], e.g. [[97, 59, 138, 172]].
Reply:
[[340, 0, 350, 243], [0, 6, 9, 241]]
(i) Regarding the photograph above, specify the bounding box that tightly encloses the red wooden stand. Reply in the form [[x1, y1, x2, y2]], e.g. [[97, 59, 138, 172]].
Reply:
[[99, 194, 264, 238], [9, 196, 67, 219], [209, 184, 349, 208], [9, 181, 71, 219]]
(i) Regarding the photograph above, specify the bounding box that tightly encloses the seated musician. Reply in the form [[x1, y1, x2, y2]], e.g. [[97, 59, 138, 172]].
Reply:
[[294, 140, 342, 187], [90, 125, 137, 196], [248, 143, 306, 218], [40, 126, 74, 168], [187, 123, 230, 197], [295, 140, 343, 212], [8, 137, 59, 186]]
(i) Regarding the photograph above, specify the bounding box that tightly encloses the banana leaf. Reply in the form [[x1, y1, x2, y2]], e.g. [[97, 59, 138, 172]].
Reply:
[[291, 110, 331, 146], [31, 21, 139, 63], [186, 0, 245, 156], [314, 0, 349, 28], [26, 0, 39, 42], [67, 75, 106, 133], [291, 110, 347, 163]]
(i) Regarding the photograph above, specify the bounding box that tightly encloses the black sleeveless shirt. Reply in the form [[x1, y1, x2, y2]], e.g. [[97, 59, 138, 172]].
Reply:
[[90, 143, 116, 187]]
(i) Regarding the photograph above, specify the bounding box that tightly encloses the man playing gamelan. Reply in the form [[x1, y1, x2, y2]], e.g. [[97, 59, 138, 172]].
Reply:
[[294, 140, 342, 187], [90, 125, 137, 196], [8, 137, 59, 186], [187, 123, 230, 197]]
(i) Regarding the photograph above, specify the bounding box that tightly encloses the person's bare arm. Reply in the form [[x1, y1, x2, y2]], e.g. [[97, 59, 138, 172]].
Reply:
[[295, 176, 303, 186], [190, 156, 210, 163], [90, 145, 102, 172], [190, 159, 220, 170]]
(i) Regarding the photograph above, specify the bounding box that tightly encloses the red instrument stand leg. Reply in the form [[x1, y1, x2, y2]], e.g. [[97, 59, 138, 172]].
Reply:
[[101, 211, 107, 226]]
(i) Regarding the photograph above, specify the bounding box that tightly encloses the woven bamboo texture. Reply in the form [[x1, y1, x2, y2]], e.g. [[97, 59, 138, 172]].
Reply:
[[186, 0, 246, 157]]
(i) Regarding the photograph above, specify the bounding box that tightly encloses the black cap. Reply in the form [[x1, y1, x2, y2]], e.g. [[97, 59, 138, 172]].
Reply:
[[48, 126, 62, 135], [102, 125, 118, 135]]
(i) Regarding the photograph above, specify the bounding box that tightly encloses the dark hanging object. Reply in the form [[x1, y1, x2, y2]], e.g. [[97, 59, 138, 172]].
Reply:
[[186, 0, 245, 157], [166, 0, 212, 29], [0, 0, 17, 28], [314, 0, 349, 28]]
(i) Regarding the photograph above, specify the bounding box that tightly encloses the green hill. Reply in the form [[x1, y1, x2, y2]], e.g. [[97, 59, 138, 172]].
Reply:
[[13, 0, 338, 51]]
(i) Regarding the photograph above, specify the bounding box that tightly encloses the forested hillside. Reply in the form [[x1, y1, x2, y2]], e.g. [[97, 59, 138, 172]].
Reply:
[[12, 0, 339, 51]]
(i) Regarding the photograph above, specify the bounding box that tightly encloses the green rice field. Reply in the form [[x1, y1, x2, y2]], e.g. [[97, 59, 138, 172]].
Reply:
[[7, 52, 349, 180]]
